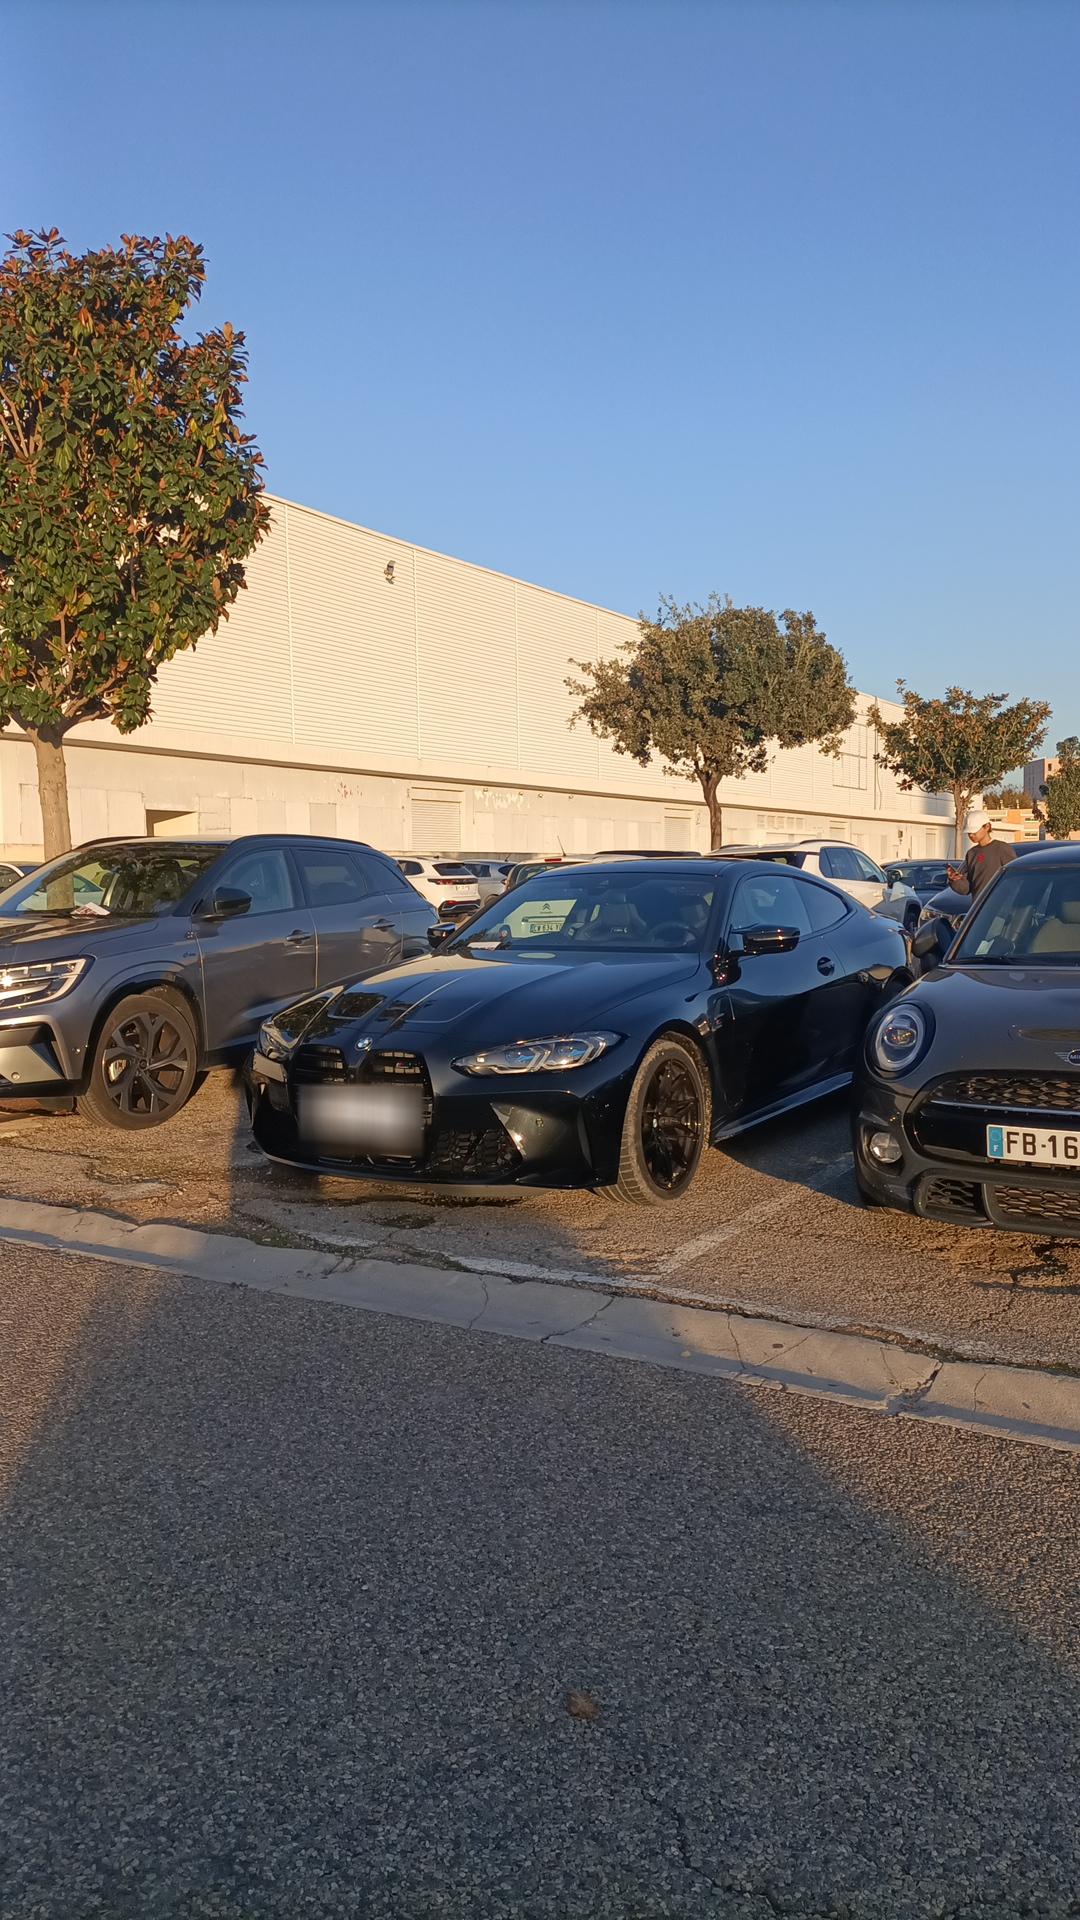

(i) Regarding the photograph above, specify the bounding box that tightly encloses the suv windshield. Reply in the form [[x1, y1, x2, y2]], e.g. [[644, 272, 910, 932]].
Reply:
[[1, 844, 220, 917], [887, 862, 949, 888], [953, 865, 1080, 966], [454, 869, 716, 954]]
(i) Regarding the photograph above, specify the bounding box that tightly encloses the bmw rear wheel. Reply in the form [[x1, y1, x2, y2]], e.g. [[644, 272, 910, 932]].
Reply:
[[600, 1034, 711, 1206], [80, 990, 200, 1130]]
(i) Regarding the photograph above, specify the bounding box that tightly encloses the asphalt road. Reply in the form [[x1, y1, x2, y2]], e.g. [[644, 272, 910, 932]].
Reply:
[[4, 1240, 1080, 1920], [4, 1069, 1080, 1371]]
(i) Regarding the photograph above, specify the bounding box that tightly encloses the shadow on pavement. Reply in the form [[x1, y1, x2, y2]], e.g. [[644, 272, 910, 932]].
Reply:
[[3, 1246, 1080, 1919]]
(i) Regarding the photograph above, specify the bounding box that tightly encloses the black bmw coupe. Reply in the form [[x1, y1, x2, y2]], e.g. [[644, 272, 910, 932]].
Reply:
[[248, 858, 909, 1205], [855, 844, 1080, 1236]]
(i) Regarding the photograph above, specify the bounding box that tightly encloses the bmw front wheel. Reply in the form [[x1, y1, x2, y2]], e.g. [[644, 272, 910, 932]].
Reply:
[[600, 1034, 711, 1206]]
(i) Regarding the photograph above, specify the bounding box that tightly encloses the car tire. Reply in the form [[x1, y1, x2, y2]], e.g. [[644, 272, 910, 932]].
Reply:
[[79, 989, 201, 1131], [599, 1034, 711, 1206]]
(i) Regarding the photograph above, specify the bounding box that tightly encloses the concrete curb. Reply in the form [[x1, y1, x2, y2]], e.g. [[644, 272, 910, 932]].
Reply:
[[3, 1195, 1080, 1451]]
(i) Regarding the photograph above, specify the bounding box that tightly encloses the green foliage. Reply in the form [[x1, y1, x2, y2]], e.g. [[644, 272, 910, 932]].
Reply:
[[868, 683, 1050, 847], [1043, 758, 1080, 839], [1057, 736, 1080, 760], [0, 227, 268, 743], [567, 596, 855, 845], [982, 785, 1033, 812]]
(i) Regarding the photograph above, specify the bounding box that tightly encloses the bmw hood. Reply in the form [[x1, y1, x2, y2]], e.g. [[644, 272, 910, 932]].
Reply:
[[284, 951, 700, 1048], [910, 963, 1080, 1070]]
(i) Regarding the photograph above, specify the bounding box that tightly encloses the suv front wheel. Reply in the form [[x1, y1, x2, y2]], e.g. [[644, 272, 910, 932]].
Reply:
[[80, 990, 201, 1130]]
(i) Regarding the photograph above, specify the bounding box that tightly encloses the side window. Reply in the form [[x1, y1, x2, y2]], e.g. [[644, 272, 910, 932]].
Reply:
[[821, 845, 862, 882], [855, 852, 885, 884], [294, 848, 375, 908], [802, 881, 850, 932], [399, 860, 423, 876], [731, 872, 811, 937], [372, 856, 412, 893], [217, 848, 295, 914]]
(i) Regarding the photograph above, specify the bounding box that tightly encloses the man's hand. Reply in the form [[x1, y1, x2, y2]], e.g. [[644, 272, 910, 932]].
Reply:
[[946, 864, 963, 888]]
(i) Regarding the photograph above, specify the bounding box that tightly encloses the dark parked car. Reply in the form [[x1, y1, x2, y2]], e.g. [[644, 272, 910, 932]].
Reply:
[[854, 844, 1080, 1236], [884, 859, 952, 905], [248, 858, 909, 1206], [0, 835, 433, 1129]]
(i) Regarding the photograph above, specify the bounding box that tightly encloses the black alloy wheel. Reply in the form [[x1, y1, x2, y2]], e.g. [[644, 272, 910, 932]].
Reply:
[[601, 1034, 711, 1206], [80, 991, 200, 1130]]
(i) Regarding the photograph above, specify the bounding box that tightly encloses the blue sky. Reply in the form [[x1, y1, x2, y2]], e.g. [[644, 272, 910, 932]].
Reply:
[[7, 0, 1078, 733]]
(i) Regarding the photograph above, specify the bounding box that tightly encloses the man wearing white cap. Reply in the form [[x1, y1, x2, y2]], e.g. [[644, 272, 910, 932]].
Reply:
[[947, 808, 1016, 899]]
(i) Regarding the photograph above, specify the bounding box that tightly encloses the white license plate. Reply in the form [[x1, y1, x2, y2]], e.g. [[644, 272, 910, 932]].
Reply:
[[298, 1085, 425, 1154], [987, 1124, 1080, 1166], [527, 919, 563, 935]]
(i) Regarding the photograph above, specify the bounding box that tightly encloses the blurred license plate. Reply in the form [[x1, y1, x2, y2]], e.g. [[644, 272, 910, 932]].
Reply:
[[527, 918, 563, 934], [987, 1124, 1080, 1166], [298, 1086, 424, 1154]]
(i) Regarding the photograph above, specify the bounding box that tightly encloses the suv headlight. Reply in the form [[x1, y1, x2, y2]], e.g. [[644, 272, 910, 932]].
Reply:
[[454, 1033, 617, 1076], [0, 957, 90, 1006], [870, 1001, 933, 1076]]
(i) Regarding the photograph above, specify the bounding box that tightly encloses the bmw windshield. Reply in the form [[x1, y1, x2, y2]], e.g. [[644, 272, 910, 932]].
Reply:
[[453, 869, 716, 954], [0, 844, 220, 917], [953, 865, 1080, 966]]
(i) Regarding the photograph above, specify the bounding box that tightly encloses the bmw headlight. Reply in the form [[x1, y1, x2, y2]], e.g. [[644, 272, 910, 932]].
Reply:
[[454, 1033, 617, 1076], [0, 957, 90, 1006], [870, 1001, 933, 1077]]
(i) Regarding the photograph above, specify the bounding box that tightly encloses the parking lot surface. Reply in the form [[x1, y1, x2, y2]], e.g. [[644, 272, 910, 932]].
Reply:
[[4, 1069, 1080, 1372], [5, 1241, 1080, 1920]]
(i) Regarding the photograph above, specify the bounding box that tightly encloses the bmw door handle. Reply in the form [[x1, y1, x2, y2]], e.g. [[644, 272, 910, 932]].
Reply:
[[817, 956, 836, 976], [286, 929, 314, 948], [372, 918, 395, 933]]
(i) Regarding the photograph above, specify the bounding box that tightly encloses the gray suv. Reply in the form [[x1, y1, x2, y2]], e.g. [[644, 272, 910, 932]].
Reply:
[[0, 834, 434, 1129]]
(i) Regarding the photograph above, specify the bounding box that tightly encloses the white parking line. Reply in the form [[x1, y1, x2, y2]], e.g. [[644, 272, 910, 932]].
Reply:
[[659, 1155, 853, 1273]]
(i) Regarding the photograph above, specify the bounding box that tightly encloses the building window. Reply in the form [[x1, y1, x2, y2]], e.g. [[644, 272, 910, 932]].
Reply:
[[834, 724, 869, 790]]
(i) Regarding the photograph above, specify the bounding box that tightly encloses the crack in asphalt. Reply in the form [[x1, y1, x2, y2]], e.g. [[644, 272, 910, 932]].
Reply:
[[464, 1280, 490, 1331]]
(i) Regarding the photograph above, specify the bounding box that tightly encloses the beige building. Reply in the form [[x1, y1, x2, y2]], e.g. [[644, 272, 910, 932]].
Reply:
[[0, 496, 952, 864]]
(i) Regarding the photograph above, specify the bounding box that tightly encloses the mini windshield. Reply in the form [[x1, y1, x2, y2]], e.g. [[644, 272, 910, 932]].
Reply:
[[453, 869, 716, 954], [888, 862, 949, 888], [0, 844, 219, 917], [953, 866, 1080, 966]]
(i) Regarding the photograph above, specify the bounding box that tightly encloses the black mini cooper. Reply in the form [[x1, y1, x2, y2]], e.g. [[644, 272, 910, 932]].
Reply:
[[854, 844, 1080, 1236]]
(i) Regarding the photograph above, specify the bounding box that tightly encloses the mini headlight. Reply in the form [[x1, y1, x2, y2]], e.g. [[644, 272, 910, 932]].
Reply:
[[0, 957, 90, 1006], [454, 1033, 617, 1076], [870, 1001, 932, 1077]]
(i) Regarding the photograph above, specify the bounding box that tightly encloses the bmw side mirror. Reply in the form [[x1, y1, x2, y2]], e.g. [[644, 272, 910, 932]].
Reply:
[[198, 885, 252, 922], [428, 922, 456, 949], [742, 925, 801, 956]]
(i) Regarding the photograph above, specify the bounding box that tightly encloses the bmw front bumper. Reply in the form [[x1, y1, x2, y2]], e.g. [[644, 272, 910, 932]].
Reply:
[[246, 1042, 634, 1190]]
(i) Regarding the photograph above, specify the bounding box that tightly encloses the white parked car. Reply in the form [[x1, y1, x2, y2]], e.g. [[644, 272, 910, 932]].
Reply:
[[392, 857, 480, 919], [720, 840, 922, 932]]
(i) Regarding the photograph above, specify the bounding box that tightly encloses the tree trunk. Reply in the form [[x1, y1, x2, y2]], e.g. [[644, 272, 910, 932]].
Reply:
[[952, 787, 969, 859], [703, 774, 723, 851], [30, 728, 73, 861]]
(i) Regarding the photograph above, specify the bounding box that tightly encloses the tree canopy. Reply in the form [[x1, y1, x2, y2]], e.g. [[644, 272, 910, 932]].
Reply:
[[982, 784, 1034, 812], [868, 683, 1050, 855], [1057, 736, 1080, 760], [1042, 754, 1080, 839], [0, 227, 268, 856], [567, 596, 855, 848]]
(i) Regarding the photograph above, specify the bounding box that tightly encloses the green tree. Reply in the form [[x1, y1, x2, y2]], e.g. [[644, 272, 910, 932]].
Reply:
[[0, 228, 268, 858], [1043, 755, 1080, 839], [982, 784, 1034, 812], [567, 596, 855, 849], [868, 683, 1050, 857], [1057, 736, 1080, 760]]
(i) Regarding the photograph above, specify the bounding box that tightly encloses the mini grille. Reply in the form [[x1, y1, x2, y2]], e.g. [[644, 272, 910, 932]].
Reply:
[[994, 1186, 1080, 1227], [920, 1177, 984, 1220], [932, 1073, 1080, 1113]]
